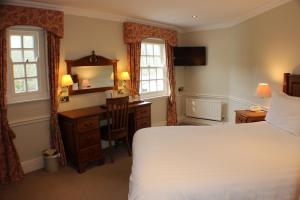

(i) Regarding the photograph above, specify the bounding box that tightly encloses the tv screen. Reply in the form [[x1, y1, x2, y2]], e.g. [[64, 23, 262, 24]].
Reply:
[[173, 47, 207, 66]]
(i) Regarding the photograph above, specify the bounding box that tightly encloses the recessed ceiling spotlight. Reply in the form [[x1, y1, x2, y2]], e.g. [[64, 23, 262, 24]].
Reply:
[[192, 15, 197, 19]]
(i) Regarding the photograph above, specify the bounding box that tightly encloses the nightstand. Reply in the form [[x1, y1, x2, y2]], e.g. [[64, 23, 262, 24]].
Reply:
[[235, 110, 267, 124]]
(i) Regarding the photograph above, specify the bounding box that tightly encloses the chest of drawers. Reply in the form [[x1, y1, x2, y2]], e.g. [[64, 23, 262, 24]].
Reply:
[[59, 113, 103, 173], [235, 110, 267, 124]]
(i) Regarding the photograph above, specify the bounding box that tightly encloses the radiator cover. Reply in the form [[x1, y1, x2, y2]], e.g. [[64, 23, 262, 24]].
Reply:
[[186, 98, 223, 121]]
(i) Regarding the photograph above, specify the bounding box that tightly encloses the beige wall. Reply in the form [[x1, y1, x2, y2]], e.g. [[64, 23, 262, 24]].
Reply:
[[180, 0, 300, 122], [179, 28, 234, 96], [229, 0, 300, 102]]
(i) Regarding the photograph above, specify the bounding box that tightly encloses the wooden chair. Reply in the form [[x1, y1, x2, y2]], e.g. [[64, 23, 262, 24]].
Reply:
[[101, 96, 131, 163]]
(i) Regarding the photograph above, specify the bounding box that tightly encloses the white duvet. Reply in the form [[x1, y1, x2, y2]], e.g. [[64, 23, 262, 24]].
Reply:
[[129, 122, 300, 200]]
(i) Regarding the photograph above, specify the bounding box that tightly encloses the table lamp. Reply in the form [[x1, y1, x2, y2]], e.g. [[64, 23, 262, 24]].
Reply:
[[61, 74, 73, 102], [250, 83, 271, 111], [120, 71, 130, 88]]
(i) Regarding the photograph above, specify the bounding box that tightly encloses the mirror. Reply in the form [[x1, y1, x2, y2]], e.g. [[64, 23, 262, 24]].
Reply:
[[66, 51, 118, 95], [71, 65, 114, 89]]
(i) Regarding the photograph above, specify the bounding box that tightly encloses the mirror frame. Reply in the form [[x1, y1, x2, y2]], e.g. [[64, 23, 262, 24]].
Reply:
[[66, 51, 118, 95]]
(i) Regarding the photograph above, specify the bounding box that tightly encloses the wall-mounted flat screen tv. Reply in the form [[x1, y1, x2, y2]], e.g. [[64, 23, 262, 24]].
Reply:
[[173, 47, 207, 66]]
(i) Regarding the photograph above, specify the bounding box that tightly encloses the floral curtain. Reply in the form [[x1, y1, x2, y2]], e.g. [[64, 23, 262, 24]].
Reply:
[[0, 4, 64, 37], [127, 43, 141, 96], [0, 4, 66, 183], [123, 22, 178, 125], [0, 30, 24, 183], [48, 32, 67, 166], [166, 44, 177, 125], [123, 22, 177, 46]]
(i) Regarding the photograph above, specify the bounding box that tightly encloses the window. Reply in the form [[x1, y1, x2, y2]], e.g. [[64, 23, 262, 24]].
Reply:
[[140, 39, 168, 98], [7, 26, 48, 103]]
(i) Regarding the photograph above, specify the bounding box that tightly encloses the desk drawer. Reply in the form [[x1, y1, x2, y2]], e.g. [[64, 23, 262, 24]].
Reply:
[[77, 116, 99, 132], [136, 117, 151, 130], [136, 106, 151, 119], [79, 145, 101, 162], [79, 130, 100, 149]]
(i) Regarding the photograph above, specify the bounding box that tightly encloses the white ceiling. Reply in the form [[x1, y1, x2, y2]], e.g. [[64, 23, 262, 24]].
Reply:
[[6, 0, 291, 31]]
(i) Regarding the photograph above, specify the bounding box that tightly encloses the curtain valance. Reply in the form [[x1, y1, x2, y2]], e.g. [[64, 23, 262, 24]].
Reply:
[[123, 22, 177, 46], [0, 5, 64, 38]]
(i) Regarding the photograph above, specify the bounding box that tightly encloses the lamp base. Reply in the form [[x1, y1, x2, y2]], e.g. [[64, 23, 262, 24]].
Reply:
[[60, 96, 69, 103]]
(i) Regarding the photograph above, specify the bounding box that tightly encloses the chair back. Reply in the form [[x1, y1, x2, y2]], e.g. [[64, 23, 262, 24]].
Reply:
[[106, 96, 129, 133]]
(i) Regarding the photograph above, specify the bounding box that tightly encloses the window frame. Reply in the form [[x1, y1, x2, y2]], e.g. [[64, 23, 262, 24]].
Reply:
[[140, 39, 169, 99], [7, 26, 49, 104]]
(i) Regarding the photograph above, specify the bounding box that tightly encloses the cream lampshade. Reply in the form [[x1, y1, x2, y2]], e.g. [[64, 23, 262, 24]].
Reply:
[[256, 83, 271, 98], [120, 71, 130, 81], [61, 74, 73, 87]]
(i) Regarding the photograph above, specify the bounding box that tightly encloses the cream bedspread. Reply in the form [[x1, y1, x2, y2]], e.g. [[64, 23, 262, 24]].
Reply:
[[129, 122, 300, 200]]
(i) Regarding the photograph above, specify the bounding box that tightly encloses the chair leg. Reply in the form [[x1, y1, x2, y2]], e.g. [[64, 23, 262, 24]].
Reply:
[[124, 136, 132, 156], [108, 137, 114, 163], [114, 139, 120, 148]]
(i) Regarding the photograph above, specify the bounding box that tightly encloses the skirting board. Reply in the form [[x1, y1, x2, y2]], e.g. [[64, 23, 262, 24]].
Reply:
[[21, 156, 44, 174], [152, 115, 184, 127], [183, 116, 232, 126]]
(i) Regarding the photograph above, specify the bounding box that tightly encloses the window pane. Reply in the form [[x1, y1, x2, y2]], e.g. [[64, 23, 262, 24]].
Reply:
[[10, 35, 21, 48], [149, 68, 156, 79], [146, 44, 153, 55], [141, 81, 149, 93], [13, 64, 25, 78], [24, 50, 36, 62], [141, 56, 147, 67], [11, 50, 23, 62], [154, 44, 161, 56], [146, 56, 154, 67], [141, 44, 146, 55], [140, 42, 167, 95], [27, 78, 38, 92], [23, 35, 34, 48], [150, 80, 156, 92], [157, 80, 164, 91], [26, 64, 37, 77], [154, 56, 162, 66], [14, 79, 26, 93], [157, 68, 163, 79], [141, 69, 149, 80]]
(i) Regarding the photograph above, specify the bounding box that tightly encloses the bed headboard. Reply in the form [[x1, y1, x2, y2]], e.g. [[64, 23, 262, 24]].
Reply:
[[283, 73, 300, 97]]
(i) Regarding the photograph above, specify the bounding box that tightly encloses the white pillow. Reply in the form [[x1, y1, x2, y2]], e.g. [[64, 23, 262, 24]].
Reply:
[[266, 92, 300, 136]]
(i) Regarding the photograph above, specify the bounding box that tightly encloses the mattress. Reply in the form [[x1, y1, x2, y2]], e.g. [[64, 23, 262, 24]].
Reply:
[[129, 122, 300, 200]]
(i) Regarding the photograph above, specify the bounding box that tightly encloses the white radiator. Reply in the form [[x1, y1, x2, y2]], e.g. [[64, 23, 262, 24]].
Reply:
[[186, 98, 223, 121]]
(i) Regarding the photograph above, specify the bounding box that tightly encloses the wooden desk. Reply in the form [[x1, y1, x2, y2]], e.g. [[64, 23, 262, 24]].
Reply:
[[58, 101, 151, 173]]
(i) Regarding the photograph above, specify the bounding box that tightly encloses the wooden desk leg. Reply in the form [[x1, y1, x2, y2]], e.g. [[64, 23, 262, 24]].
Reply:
[[98, 158, 105, 166], [78, 163, 87, 173]]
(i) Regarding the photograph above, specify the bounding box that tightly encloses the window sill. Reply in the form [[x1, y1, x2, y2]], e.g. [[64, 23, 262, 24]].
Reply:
[[8, 97, 50, 105], [141, 94, 169, 101]]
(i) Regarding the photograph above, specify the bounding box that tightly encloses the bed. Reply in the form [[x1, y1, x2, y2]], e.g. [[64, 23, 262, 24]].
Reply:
[[129, 73, 300, 200]]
